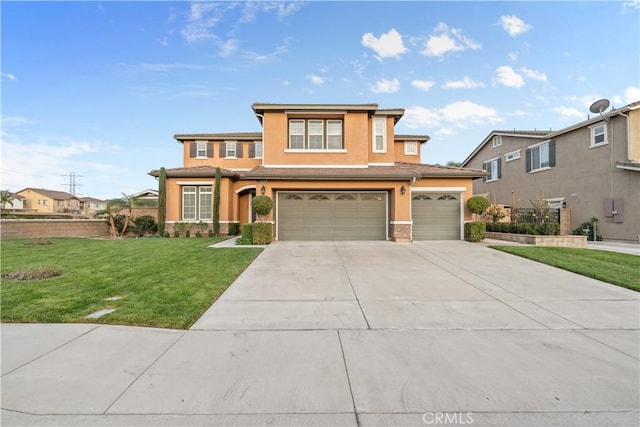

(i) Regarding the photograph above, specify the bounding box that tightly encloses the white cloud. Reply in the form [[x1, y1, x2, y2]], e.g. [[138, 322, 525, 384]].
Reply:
[[306, 74, 325, 85], [181, 2, 220, 43], [281, 80, 290, 86], [436, 128, 456, 137], [623, 1, 640, 11], [370, 78, 400, 93], [1, 72, 16, 80], [239, 1, 303, 23], [493, 66, 525, 88], [498, 15, 533, 37], [1, 116, 36, 127], [361, 29, 408, 60], [552, 106, 584, 120], [511, 110, 531, 117], [624, 86, 640, 103], [508, 52, 518, 61], [244, 40, 289, 62], [411, 80, 435, 91], [220, 39, 239, 57], [421, 23, 481, 57], [520, 67, 547, 82], [402, 101, 502, 129], [140, 63, 203, 72], [442, 76, 485, 89]]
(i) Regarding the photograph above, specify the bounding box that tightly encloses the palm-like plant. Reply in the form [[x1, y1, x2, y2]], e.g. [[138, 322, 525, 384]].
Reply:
[[1, 190, 14, 216]]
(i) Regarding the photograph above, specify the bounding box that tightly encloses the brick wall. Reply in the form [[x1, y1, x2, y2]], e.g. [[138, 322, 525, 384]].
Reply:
[[1, 220, 110, 239]]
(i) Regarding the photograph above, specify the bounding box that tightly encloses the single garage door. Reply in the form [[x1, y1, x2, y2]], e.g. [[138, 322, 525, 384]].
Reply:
[[278, 192, 386, 240], [412, 193, 461, 240]]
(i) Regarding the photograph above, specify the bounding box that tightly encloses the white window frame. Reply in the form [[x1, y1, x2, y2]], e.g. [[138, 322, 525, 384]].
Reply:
[[182, 185, 212, 221], [226, 141, 237, 158], [198, 186, 212, 221], [196, 140, 207, 158], [589, 122, 608, 148], [182, 186, 197, 221], [404, 141, 418, 155], [484, 157, 500, 182], [289, 120, 305, 149], [373, 117, 387, 153], [492, 135, 502, 148], [504, 149, 521, 162], [327, 120, 343, 149], [528, 141, 551, 172], [308, 120, 324, 149], [254, 141, 263, 159]]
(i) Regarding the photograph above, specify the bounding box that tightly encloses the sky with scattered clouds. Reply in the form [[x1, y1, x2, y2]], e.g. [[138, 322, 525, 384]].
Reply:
[[2, 1, 639, 199]]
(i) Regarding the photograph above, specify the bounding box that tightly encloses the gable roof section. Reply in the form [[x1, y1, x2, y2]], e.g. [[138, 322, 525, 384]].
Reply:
[[461, 130, 549, 167], [17, 188, 77, 200]]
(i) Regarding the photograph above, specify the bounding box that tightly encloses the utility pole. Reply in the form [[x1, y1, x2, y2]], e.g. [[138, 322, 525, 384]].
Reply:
[[61, 172, 83, 196]]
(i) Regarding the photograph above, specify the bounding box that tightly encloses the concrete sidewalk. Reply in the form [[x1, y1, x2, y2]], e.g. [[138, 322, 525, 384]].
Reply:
[[2, 241, 638, 426]]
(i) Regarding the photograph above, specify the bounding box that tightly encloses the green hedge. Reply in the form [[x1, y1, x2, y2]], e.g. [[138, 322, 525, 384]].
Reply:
[[486, 222, 560, 235], [228, 222, 240, 236], [241, 224, 253, 241], [464, 222, 486, 242], [252, 223, 272, 245]]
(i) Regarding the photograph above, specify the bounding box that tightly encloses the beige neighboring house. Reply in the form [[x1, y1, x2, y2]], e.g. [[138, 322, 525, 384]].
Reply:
[[79, 197, 107, 217], [17, 188, 81, 214], [131, 189, 158, 206], [461, 101, 640, 241], [2, 192, 26, 211]]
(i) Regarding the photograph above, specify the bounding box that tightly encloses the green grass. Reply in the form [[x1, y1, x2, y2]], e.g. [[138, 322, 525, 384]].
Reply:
[[490, 246, 640, 292], [1, 238, 262, 329]]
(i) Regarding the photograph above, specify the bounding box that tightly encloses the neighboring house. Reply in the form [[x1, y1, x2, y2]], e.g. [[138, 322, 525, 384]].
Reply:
[[79, 197, 107, 216], [130, 189, 159, 206], [17, 188, 81, 214], [461, 101, 640, 241], [2, 192, 26, 211], [150, 102, 486, 241]]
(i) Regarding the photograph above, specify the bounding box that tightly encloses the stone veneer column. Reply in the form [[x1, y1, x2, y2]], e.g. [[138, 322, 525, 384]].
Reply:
[[390, 223, 411, 242]]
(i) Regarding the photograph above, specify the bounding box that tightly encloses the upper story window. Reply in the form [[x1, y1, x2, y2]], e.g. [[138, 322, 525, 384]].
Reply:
[[589, 123, 608, 148], [288, 119, 343, 150], [373, 117, 386, 153], [226, 142, 237, 158], [526, 140, 556, 173], [492, 135, 502, 148], [220, 141, 242, 158], [251, 141, 263, 159], [482, 157, 501, 182], [190, 141, 212, 159], [504, 150, 521, 162], [404, 141, 418, 156], [196, 141, 207, 158]]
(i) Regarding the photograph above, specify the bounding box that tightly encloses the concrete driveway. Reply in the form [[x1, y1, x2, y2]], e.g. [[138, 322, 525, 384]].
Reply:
[[2, 241, 639, 426]]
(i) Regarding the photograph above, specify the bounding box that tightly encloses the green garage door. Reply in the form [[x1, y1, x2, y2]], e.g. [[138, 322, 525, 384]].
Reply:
[[412, 193, 461, 240], [278, 192, 386, 241]]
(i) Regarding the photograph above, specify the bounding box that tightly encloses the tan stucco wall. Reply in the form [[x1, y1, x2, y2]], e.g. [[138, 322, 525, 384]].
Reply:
[[393, 141, 422, 163], [182, 140, 262, 170]]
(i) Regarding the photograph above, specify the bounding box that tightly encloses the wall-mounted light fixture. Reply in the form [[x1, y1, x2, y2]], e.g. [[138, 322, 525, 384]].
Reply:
[[400, 185, 406, 195], [260, 185, 266, 195]]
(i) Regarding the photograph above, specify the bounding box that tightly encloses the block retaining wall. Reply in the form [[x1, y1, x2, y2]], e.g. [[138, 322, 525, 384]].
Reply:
[[1, 219, 110, 239], [486, 231, 587, 248]]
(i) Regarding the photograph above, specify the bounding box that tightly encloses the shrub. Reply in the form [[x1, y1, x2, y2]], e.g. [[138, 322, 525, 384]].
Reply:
[[252, 196, 273, 221], [157, 167, 166, 236], [163, 231, 170, 238], [235, 236, 252, 245], [486, 222, 559, 236], [572, 217, 602, 241], [195, 231, 202, 238], [228, 222, 240, 236], [242, 224, 254, 242], [208, 229, 214, 238], [213, 167, 221, 235], [252, 223, 272, 245], [484, 203, 506, 224], [467, 196, 490, 216], [464, 222, 486, 242], [133, 215, 157, 236]]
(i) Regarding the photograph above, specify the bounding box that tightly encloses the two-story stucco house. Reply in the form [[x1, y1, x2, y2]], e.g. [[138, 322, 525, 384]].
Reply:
[[151, 103, 486, 242], [461, 101, 640, 241], [17, 188, 82, 215], [79, 197, 107, 217]]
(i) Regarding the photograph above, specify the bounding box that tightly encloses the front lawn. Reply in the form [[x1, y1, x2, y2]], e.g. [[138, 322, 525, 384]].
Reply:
[[490, 246, 640, 292], [1, 238, 262, 329]]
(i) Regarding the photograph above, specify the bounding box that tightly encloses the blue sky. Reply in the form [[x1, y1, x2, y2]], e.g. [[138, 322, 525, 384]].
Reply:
[[2, 1, 639, 200]]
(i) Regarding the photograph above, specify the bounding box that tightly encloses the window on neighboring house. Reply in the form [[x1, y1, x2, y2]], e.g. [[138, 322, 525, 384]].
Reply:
[[182, 186, 212, 221], [43, 200, 48, 206], [492, 135, 502, 148], [505, 150, 521, 162], [404, 141, 418, 155], [590, 123, 607, 147], [373, 118, 386, 153], [482, 158, 501, 182], [526, 140, 556, 172], [287, 119, 343, 150]]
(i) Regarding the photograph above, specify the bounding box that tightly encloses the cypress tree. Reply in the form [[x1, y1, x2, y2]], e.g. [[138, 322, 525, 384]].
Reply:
[[157, 167, 167, 236], [213, 167, 221, 236]]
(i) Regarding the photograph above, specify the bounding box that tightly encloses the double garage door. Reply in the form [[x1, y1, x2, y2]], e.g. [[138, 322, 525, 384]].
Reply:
[[412, 193, 461, 240], [278, 192, 386, 240]]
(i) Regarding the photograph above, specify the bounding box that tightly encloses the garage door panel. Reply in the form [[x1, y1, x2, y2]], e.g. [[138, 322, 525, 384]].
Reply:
[[278, 192, 386, 241], [412, 193, 460, 240]]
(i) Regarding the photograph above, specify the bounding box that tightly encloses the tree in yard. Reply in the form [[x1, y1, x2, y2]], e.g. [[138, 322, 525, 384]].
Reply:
[[213, 167, 221, 235], [102, 193, 136, 238], [1, 190, 14, 216], [157, 167, 167, 236], [467, 195, 490, 221]]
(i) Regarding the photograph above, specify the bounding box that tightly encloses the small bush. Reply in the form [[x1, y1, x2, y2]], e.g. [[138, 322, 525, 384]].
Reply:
[[486, 222, 559, 236], [133, 215, 157, 236], [252, 196, 273, 220], [195, 231, 202, 238], [208, 229, 214, 238], [252, 223, 272, 245], [163, 231, 170, 238], [185, 230, 191, 238], [228, 222, 240, 236], [467, 196, 490, 216], [173, 229, 179, 238], [464, 222, 486, 242], [242, 224, 254, 242], [235, 236, 253, 245], [572, 217, 603, 241]]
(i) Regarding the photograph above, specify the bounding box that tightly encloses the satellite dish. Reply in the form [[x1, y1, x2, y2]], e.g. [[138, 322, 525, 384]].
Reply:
[[589, 99, 610, 114], [589, 98, 610, 121]]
